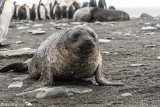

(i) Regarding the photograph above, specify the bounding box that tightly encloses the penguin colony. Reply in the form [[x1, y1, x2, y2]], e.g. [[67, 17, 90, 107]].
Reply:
[[12, 0, 107, 21]]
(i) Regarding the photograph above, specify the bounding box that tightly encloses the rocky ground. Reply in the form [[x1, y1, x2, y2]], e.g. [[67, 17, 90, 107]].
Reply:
[[0, 17, 160, 107]]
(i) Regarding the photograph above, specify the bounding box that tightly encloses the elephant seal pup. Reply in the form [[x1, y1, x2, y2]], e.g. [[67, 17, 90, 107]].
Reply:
[[91, 7, 130, 22], [0, 25, 123, 88], [73, 7, 93, 22]]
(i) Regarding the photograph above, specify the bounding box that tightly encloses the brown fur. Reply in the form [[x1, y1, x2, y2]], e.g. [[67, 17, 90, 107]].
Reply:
[[91, 7, 130, 22]]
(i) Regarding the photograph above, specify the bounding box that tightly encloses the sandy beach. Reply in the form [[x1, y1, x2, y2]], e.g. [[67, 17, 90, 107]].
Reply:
[[0, 16, 160, 106]]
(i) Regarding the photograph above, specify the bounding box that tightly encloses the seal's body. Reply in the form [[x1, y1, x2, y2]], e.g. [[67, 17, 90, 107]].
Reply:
[[73, 7, 93, 22], [0, 0, 14, 47], [91, 7, 130, 22], [0, 25, 123, 87], [82, 2, 89, 7]]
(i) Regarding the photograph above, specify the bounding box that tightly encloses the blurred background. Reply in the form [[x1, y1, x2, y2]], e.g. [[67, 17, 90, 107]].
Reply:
[[10, 0, 160, 17]]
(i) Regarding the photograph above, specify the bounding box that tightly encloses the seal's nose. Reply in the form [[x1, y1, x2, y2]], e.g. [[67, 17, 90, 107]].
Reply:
[[82, 40, 95, 49]]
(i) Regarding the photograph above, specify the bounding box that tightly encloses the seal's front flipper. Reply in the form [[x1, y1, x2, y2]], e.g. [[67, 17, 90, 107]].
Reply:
[[0, 43, 10, 48], [95, 63, 124, 86], [0, 0, 6, 15], [25, 64, 55, 92]]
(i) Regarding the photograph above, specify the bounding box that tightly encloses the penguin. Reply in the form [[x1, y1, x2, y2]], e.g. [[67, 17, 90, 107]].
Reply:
[[0, 0, 5, 15], [98, 0, 107, 9], [82, 2, 89, 7], [50, 0, 58, 19], [89, 0, 97, 7], [46, 4, 51, 19], [18, 4, 27, 20], [24, 4, 30, 20], [30, 4, 38, 21], [68, 4, 75, 19], [0, 0, 14, 47], [12, 1, 18, 20], [62, 5, 67, 18], [37, 0, 49, 20], [72, 1, 80, 11], [53, 3, 61, 20], [18, 4, 30, 21]]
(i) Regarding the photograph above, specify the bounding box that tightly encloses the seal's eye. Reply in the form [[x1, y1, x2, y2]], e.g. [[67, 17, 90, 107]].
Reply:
[[72, 33, 80, 38], [90, 33, 96, 38]]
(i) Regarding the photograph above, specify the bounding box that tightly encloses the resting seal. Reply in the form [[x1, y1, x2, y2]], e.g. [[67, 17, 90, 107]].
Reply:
[[91, 7, 130, 22], [0, 25, 123, 88], [73, 7, 93, 22]]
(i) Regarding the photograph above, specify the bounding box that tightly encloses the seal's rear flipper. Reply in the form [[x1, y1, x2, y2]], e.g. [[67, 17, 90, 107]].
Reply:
[[0, 43, 10, 48], [0, 62, 28, 73]]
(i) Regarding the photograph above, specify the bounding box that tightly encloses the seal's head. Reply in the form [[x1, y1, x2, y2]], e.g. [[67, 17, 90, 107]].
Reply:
[[63, 25, 99, 57]]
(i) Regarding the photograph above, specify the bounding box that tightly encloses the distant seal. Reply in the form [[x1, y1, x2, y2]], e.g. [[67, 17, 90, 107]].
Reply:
[[140, 13, 153, 19], [82, 2, 89, 7], [73, 7, 93, 22], [90, 7, 130, 22], [0, 25, 123, 88]]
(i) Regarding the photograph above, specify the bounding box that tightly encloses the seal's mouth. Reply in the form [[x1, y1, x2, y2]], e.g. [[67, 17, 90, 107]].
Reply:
[[78, 41, 95, 55]]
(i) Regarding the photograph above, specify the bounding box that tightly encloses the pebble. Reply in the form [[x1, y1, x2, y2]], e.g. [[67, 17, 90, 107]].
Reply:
[[145, 32, 156, 35], [156, 24, 160, 28], [124, 33, 131, 36], [32, 24, 43, 27], [145, 45, 156, 48], [121, 93, 132, 97], [102, 51, 110, 54], [15, 41, 23, 44], [54, 23, 68, 27], [130, 64, 145, 67], [16, 86, 92, 98], [8, 81, 23, 88], [157, 56, 160, 60], [25, 102, 32, 106], [141, 26, 157, 31], [32, 31, 46, 35], [13, 75, 29, 81], [17, 26, 29, 30], [98, 39, 111, 43], [70, 22, 82, 25]]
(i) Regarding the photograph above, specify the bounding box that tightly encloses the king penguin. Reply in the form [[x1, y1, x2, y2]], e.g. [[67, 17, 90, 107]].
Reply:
[[0, 0, 14, 47]]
